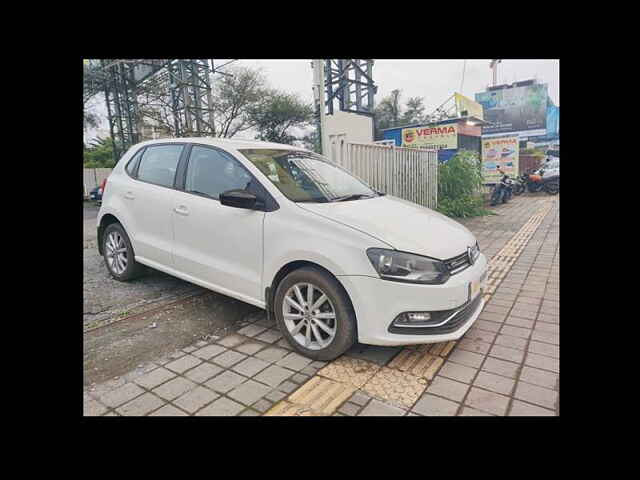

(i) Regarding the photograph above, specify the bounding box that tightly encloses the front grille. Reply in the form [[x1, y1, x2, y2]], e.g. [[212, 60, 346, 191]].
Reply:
[[444, 251, 471, 274], [388, 294, 483, 336]]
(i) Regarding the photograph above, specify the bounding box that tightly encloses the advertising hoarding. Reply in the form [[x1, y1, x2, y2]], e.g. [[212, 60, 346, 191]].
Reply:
[[475, 83, 548, 134], [482, 135, 519, 183], [455, 93, 484, 120], [402, 124, 457, 149]]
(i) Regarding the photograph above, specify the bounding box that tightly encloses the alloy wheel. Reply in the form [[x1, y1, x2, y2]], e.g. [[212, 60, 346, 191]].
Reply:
[[105, 231, 128, 275], [282, 283, 337, 350]]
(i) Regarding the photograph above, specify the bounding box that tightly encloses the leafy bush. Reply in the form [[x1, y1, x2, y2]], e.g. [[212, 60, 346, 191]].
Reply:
[[436, 150, 493, 218], [84, 136, 116, 168]]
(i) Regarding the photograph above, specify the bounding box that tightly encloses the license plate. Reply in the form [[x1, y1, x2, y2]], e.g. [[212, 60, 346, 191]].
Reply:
[[469, 280, 481, 300], [469, 270, 487, 301]]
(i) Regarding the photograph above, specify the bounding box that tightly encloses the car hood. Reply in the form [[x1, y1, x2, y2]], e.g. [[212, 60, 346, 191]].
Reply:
[[297, 195, 476, 260]]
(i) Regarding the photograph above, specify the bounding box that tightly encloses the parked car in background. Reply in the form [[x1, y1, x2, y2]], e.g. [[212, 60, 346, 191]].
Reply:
[[89, 185, 102, 202], [97, 138, 487, 360], [89, 178, 107, 202], [542, 158, 560, 179]]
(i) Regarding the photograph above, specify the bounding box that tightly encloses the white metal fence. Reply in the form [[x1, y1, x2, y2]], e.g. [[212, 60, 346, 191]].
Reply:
[[331, 141, 438, 209], [83, 168, 112, 198]]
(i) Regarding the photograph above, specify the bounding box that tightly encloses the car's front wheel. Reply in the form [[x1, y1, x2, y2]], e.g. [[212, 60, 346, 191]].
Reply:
[[102, 223, 144, 281], [274, 266, 356, 361]]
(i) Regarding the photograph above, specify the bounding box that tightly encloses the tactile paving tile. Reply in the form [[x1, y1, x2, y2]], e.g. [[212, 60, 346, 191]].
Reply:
[[387, 348, 444, 379], [317, 356, 380, 388], [406, 341, 456, 358], [287, 376, 356, 415], [361, 367, 427, 409], [264, 401, 324, 416]]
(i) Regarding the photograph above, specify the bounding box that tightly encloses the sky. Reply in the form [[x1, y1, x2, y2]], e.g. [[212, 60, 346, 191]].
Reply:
[[84, 59, 559, 141]]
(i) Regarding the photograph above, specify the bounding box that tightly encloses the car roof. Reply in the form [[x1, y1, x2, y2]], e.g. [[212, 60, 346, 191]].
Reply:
[[132, 137, 309, 152]]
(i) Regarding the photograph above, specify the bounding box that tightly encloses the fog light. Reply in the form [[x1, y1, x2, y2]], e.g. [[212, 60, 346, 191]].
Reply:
[[407, 313, 431, 322], [393, 312, 433, 328]]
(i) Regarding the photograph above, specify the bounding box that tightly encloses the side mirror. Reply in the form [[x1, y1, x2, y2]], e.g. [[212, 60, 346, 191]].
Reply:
[[219, 189, 259, 210]]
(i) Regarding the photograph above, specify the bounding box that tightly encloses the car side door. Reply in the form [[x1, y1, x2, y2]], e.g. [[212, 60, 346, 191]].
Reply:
[[172, 144, 269, 306], [124, 143, 184, 267]]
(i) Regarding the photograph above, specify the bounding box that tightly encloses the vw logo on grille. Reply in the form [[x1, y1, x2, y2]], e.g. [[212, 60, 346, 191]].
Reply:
[[467, 246, 475, 265]]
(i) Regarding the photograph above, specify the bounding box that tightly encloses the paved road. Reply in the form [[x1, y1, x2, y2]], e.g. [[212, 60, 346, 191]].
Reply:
[[84, 195, 560, 416], [83, 204, 205, 327], [83, 202, 258, 385]]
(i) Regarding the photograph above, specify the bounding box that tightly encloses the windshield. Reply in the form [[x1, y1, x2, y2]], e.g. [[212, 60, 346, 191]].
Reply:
[[239, 149, 378, 203]]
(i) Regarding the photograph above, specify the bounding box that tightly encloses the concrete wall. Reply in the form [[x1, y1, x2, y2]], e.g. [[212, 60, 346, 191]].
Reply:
[[324, 111, 374, 146]]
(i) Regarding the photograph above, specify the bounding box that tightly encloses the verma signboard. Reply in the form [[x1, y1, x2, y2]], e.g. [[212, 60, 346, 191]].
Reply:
[[402, 124, 457, 149], [475, 83, 548, 135], [481, 136, 519, 183]]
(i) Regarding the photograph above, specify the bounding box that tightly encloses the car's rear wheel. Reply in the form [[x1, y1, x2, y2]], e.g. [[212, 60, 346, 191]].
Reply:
[[274, 266, 356, 361], [102, 223, 144, 281]]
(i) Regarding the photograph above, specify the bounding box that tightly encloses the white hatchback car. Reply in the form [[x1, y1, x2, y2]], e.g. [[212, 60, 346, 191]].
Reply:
[[97, 138, 488, 360]]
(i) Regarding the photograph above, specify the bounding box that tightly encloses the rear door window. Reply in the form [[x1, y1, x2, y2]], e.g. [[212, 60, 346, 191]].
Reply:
[[137, 144, 184, 188]]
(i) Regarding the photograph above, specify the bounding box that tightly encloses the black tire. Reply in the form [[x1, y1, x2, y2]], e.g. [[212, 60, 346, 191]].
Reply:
[[102, 222, 144, 281], [273, 266, 357, 361], [490, 187, 500, 206], [544, 181, 560, 195], [513, 183, 525, 195]]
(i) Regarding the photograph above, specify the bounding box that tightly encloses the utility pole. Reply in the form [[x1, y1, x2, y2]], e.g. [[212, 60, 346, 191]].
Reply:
[[312, 60, 330, 158], [489, 59, 502, 86]]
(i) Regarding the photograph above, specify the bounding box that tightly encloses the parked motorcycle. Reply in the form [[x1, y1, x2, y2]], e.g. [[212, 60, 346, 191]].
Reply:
[[525, 170, 545, 193], [517, 168, 559, 195], [490, 171, 512, 206], [513, 173, 528, 195], [542, 173, 559, 195]]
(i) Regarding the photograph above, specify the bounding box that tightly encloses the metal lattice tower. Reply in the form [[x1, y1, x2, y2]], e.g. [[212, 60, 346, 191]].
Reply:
[[102, 61, 140, 159], [324, 60, 377, 116], [167, 60, 215, 138], [85, 59, 220, 162]]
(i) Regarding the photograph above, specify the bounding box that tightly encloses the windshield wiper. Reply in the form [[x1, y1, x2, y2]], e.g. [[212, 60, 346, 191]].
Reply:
[[332, 193, 377, 202]]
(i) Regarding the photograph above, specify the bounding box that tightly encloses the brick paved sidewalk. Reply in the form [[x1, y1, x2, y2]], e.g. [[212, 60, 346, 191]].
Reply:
[[84, 195, 559, 417]]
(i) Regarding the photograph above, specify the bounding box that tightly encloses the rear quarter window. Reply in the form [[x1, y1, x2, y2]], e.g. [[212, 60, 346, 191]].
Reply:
[[125, 148, 144, 177]]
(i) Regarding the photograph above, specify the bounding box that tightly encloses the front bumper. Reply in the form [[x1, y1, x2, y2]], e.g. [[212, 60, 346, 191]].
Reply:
[[338, 253, 487, 346]]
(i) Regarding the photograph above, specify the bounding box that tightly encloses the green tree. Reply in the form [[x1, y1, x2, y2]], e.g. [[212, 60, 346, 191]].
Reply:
[[248, 90, 314, 144], [300, 128, 321, 153], [84, 136, 116, 168], [401, 97, 425, 125], [374, 89, 402, 137], [213, 66, 269, 137], [135, 65, 268, 138]]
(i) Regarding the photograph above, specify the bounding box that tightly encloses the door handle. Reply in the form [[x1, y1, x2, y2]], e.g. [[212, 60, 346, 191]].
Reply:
[[174, 205, 189, 216], [124, 191, 135, 200]]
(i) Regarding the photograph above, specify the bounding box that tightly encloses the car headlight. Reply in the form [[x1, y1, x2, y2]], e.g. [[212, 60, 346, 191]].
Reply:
[[471, 242, 480, 262], [366, 248, 450, 285]]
